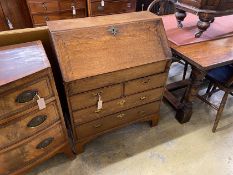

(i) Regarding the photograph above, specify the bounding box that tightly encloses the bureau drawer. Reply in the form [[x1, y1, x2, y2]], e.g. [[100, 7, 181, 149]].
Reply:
[[70, 84, 123, 110], [76, 101, 160, 139], [28, 0, 86, 14], [0, 101, 60, 150], [0, 122, 65, 175], [90, 0, 136, 16], [68, 61, 167, 95], [32, 10, 86, 26], [125, 73, 167, 95], [0, 77, 53, 119], [73, 87, 163, 124]]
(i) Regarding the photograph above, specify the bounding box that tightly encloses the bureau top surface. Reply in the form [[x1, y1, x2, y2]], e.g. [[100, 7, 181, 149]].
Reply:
[[48, 12, 171, 82], [0, 41, 50, 86]]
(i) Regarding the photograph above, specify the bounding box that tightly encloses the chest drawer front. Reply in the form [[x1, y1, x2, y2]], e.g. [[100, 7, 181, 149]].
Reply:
[[0, 101, 60, 150], [0, 77, 53, 119], [90, 0, 136, 16], [125, 73, 167, 95], [0, 122, 65, 175], [28, 0, 86, 14], [76, 101, 160, 139], [28, 0, 59, 13], [32, 10, 86, 26], [73, 87, 163, 124], [69, 84, 123, 111], [68, 61, 167, 95]]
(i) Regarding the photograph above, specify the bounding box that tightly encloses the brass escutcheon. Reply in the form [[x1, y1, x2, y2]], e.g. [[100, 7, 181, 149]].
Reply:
[[118, 99, 126, 106]]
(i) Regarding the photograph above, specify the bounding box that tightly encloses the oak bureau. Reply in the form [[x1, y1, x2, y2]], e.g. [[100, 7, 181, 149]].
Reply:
[[0, 41, 74, 175], [48, 12, 171, 153]]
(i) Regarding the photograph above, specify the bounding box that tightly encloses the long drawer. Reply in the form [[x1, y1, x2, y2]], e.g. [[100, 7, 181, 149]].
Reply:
[[90, 0, 136, 16], [73, 87, 164, 125], [67, 61, 167, 95], [0, 76, 53, 119], [70, 84, 123, 111], [28, 0, 86, 14], [0, 122, 65, 175], [76, 101, 160, 139], [32, 10, 86, 26], [0, 101, 60, 150]]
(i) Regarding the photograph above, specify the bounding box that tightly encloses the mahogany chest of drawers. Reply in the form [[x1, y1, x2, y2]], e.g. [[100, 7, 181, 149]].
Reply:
[[0, 41, 74, 175], [87, 0, 136, 16], [26, 0, 87, 27], [48, 12, 171, 153]]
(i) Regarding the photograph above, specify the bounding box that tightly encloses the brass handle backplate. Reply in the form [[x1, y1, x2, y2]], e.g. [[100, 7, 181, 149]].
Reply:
[[116, 113, 125, 118], [140, 96, 147, 100], [138, 110, 146, 116], [118, 99, 126, 106], [27, 115, 47, 128], [94, 124, 102, 128], [36, 137, 54, 149], [142, 79, 150, 84], [16, 90, 38, 103], [42, 2, 47, 10], [92, 91, 103, 96]]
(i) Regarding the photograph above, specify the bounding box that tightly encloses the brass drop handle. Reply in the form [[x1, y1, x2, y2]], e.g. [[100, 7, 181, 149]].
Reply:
[[94, 124, 102, 128], [127, 2, 131, 8], [16, 90, 38, 103], [27, 115, 47, 128], [142, 79, 150, 84], [92, 91, 103, 96], [138, 110, 146, 116], [118, 99, 126, 106], [140, 96, 147, 100], [71, 5, 77, 16], [42, 2, 47, 11], [36, 137, 54, 149], [95, 108, 102, 113], [116, 113, 125, 118]]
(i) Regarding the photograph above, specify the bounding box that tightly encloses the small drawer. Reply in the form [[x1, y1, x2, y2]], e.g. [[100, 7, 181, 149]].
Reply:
[[125, 73, 167, 95], [0, 101, 60, 150], [32, 10, 86, 26], [28, 0, 60, 14], [0, 122, 65, 175], [69, 84, 123, 110], [90, 0, 136, 16], [0, 77, 53, 119], [73, 87, 163, 124], [76, 101, 160, 139]]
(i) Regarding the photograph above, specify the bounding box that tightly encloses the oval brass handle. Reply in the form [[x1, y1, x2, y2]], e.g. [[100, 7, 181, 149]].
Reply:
[[92, 91, 103, 96], [93, 124, 102, 128], [116, 113, 125, 118], [16, 90, 38, 103], [140, 96, 147, 100], [138, 110, 146, 116], [27, 115, 47, 128], [117, 99, 126, 106], [142, 79, 150, 84], [36, 137, 54, 149]]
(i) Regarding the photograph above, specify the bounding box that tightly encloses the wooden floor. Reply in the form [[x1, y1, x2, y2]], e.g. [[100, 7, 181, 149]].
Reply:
[[27, 63, 233, 175]]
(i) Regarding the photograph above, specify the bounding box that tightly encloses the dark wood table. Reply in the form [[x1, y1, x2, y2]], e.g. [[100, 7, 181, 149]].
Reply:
[[165, 36, 233, 123]]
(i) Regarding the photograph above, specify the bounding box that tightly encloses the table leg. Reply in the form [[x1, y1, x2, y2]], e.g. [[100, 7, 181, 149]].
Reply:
[[175, 67, 206, 123], [195, 13, 215, 38], [175, 9, 186, 28]]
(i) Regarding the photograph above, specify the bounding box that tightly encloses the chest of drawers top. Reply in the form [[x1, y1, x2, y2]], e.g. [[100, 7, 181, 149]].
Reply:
[[0, 41, 50, 88], [48, 11, 171, 83]]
